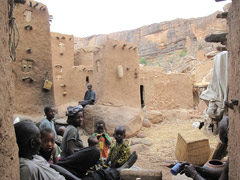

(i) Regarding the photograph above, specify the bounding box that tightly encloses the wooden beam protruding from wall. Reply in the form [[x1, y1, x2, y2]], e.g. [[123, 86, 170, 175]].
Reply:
[[122, 44, 127, 49], [216, 12, 228, 18], [205, 33, 227, 45]]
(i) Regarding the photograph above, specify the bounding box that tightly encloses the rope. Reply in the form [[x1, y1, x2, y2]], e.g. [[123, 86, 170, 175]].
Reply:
[[8, 0, 20, 62]]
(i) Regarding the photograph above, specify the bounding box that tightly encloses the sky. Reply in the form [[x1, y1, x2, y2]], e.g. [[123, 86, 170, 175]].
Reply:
[[36, 0, 231, 38]]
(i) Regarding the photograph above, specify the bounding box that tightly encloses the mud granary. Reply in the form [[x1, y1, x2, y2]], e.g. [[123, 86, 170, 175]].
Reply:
[[51, 33, 141, 115], [12, 0, 54, 117], [52, 34, 144, 136]]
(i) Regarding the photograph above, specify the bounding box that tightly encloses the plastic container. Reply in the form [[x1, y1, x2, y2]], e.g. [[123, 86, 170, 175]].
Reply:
[[170, 162, 182, 176]]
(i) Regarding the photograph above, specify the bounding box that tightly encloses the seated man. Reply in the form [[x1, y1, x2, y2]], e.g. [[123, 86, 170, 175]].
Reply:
[[15, 121, 80, 180], [79, 83, 96, 107], [182, 116, 229, 180]]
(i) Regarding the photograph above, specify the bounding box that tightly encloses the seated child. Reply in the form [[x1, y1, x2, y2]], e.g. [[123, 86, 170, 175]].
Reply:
[[61, 105, 84, 158], [58, 126, 66, 136], [39, 128, 61, 164], [92, 120, 111, 160], [56, 126, 66, 142], [106, 126, 130, 168], [15, 121, 80, 180], [88, 136, 99, 147], [39, 105, 61, 146]]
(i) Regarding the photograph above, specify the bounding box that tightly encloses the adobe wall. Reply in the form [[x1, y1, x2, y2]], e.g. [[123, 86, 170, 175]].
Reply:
[[140, 66, 193, 110], [51, 32, 94, 113], [193, 60, 213, 83], [227, 1, 240, 179], [74, 47, 95, 66], [0, 1, 19, 179], [93, 40, 141, 108], [12, 0, 54, 116]]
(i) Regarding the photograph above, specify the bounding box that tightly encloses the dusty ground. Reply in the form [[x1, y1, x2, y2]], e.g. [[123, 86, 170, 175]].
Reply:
[[132, 115, 219, 180], [81, 110, 219, 180]]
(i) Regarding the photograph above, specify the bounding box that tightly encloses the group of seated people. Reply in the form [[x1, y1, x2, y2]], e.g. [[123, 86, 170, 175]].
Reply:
[[15, 104, 136, 180], [15, 92, 230, 180]]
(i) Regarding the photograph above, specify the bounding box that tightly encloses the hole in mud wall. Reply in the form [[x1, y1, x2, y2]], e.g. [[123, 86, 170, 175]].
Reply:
[[86, 76, 89, 84], [140, 85, 145, 108], [21, 59, 34, 72]]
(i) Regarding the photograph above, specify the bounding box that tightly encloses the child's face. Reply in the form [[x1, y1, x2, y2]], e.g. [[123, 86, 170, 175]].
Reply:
[[72, 111, 84, 127], [114, 129, 125, 143], [41, 132, 55, 152], [46, 107, 56, 120], [97, 124, 104, 133]]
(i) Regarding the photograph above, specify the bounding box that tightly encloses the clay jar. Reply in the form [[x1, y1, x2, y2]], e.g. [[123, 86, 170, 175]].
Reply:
[[203, 159, 225, 171]]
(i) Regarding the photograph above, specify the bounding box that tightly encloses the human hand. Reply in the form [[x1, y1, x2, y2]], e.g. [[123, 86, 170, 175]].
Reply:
[[96, 134, 102, 139], [179, 162, 190, 174], [184, 164, 198, 178]]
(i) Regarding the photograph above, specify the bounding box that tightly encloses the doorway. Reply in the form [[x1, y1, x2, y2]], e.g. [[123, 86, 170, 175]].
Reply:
[[140, 85, 145, 108], [86, 76, 89, 84]]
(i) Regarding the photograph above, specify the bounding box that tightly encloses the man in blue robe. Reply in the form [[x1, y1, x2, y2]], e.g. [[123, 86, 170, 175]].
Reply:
[[79, 83, 96, 107]]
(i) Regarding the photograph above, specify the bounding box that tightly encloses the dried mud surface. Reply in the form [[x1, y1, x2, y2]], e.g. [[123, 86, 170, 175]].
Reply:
[[133, 117, 219, 179]]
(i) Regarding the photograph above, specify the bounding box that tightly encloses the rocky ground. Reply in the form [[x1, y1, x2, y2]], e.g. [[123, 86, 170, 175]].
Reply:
[[80, 109, 219, 180]]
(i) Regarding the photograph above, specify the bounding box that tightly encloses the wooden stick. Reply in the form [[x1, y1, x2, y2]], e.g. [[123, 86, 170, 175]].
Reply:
[[120, 169, 162, 180], [209, 142, 228, 160], [216, 12, 228, 18]]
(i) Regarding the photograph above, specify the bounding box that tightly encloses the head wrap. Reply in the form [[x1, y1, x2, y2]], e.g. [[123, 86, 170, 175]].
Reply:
[[66, 105, 83, 117]]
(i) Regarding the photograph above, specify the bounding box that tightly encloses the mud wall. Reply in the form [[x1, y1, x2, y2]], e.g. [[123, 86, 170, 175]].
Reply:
[[227, 1, 240, 179], [74, 47, 95, 66], [0, 1, 20, 179], [193, 60, 213, 83], [140, 66, 193, 110], [93, 40, 141, 108], [12, 0, 54, 116], [51, 32, 93, 113]]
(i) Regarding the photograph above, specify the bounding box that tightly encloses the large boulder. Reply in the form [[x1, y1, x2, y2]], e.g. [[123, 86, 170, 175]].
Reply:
[[161, 109, 191, 120], [144, 110, 165, 124], [130, 144, 149, 154], [131, 138, 152, 146], [83, 105, 143, 137]]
